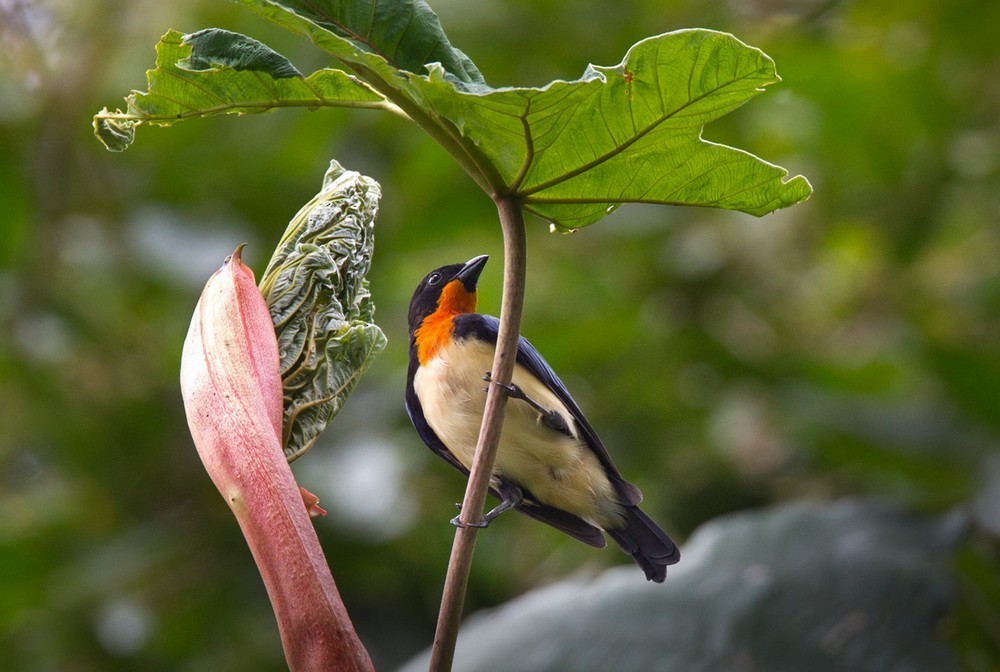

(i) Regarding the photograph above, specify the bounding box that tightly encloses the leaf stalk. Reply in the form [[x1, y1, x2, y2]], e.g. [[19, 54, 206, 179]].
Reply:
[[428, 196, 527, 672]]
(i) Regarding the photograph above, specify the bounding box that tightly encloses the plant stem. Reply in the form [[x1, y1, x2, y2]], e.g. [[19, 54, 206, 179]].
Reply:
[[428, 196, 527, 672], [340, 61, 505, 195], [181, 249, 373, 671]]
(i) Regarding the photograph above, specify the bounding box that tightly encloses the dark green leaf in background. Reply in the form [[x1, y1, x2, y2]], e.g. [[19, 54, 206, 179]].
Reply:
[[259, 160, 387, 461], [401, 500, 966, 672]]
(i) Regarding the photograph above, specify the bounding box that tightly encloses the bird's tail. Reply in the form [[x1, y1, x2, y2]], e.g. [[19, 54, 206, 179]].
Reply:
[[606, 506, 680, 583]]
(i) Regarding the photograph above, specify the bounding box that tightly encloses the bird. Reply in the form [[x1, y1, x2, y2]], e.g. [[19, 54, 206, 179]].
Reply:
[[405, 254, 680, 582]]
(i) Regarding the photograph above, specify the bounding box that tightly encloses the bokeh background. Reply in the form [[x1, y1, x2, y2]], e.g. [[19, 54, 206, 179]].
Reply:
[[2, 0, 999, 669]]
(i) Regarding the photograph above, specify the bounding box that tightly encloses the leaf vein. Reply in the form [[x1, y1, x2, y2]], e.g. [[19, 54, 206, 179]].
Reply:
[[519, 68, 766, 197]]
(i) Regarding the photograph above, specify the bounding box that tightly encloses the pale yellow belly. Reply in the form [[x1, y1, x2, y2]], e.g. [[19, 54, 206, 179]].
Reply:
[[413, 337, 621, 527]]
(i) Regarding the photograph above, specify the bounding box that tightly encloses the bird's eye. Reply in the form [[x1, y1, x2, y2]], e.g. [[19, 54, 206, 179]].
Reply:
[[427, 272, 442, 286]]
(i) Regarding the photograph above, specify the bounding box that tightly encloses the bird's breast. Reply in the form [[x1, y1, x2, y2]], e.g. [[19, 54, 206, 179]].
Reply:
[[412, 335, 621, 526], [412, 337, 493, 465]]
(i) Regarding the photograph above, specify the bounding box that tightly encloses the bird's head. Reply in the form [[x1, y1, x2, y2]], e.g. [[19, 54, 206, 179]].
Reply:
[[408, 254, 489, 334]]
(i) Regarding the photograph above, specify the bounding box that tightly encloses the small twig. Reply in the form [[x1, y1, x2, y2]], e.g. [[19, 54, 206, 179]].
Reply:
[[428, 196, 527, 672]]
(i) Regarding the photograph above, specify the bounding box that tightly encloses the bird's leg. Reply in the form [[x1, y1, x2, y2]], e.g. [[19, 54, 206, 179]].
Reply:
[[450, 484, 524, 528], [483, 372, 572, 437]]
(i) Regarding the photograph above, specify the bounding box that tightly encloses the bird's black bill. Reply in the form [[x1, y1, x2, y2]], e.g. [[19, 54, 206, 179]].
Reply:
[[455, 254, 489, 291]]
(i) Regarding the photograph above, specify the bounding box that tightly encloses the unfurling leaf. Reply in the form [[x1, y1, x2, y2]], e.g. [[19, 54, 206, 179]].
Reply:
[[260, 160, 387, 461]]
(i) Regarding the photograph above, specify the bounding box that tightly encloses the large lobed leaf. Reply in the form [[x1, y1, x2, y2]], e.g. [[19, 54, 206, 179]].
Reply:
[[93, 29, 391, 152], [95, 0, 812, 228], [259, 160, 387, 462], [237, 0, 811, 228], [420, 31, 813, 226]]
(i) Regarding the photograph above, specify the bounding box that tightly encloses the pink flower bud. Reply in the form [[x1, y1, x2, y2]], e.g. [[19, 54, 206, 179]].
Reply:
[[180, 246, 372, 672]]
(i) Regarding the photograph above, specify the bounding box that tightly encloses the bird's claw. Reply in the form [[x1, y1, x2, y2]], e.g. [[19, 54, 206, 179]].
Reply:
[[450, 513, 490, 528], [451, 502, 491, 528], [451, 488, 523, 529], [482, 371, 527, 399], [483, 371, 572, 436]]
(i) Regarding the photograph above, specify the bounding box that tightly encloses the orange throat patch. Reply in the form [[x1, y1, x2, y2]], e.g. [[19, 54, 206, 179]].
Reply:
[[415, 280, 477, 365]]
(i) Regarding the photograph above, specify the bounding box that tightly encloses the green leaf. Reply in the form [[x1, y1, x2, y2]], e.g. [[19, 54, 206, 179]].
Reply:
[[399, 500, 966, 672], [236, 1, 811, 227], [180, 28, 303, 78], [92, 29, 393, 152], [97, 2, 812, 227], [259, 160, 387, 462], [249, 0, 484, 86], [423, 31, 814, 226], [92, 110, 135, 153]]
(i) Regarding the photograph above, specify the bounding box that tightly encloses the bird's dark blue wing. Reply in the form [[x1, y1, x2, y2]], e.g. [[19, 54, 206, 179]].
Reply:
[[454, 314, 643, 506], [518, 501, 607, 548]]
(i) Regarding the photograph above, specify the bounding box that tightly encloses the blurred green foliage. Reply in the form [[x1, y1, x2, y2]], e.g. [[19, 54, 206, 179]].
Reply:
[[0, 0, 997, 670]]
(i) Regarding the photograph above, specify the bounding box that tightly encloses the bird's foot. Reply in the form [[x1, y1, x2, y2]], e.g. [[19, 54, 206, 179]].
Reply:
[[483, 373, 573, 436], [483, 371, 528, 401], [450, 504, 491, 528], [450, 488, 524, 528], [481, 371, 492, 393], [450, 514, 491, 528]]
